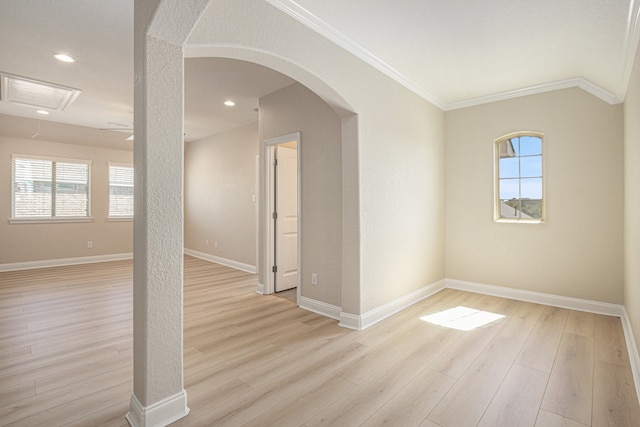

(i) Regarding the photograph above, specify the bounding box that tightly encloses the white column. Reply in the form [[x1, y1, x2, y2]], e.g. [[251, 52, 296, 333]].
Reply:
[[127, 0, 211, 424], [127, 33, 188, 427]]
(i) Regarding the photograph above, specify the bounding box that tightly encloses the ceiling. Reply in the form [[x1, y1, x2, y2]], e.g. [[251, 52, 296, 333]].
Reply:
[[0, 0, 638, 148], [266, 0, 640, 108]]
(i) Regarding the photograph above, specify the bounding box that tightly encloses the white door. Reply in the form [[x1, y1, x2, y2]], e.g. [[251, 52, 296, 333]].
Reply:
[[275, 146, 298, 292]]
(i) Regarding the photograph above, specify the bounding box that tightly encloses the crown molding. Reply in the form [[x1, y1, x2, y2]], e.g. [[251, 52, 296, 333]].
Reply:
[[619, 0, 640, 101], [263, 0, 446, 109], [264, 0, 627, 111], [444, 78, 623, 111]]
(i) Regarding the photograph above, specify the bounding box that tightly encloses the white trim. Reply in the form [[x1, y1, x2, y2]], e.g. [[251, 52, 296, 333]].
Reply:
[[338, 312, 362, 330], [445, 277, 639, 407], [340, 279, 446, 331], [262, 132, 301, 295], [126, 390, 189, 427], [445, 78, 622, 111], [183, 248, 257, 274], [298, 296, 341, 320], [11, 152, 92, 165], [256, 282, 266, 295], [9, 217, 94, 224], [620, 0, 640, 101], [262, 1, 623, 110], [108, 161, 133, 168], [621, 307, 640, 406], [107, 217, 134, 222], [263, 0, 445, 110], [0, 252, 133, 272], [445, 278, 625, 317]]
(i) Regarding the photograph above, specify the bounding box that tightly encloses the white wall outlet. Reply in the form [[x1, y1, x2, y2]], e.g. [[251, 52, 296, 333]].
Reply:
[[214, 241, 218, 249], [205, 240, 209, 246], [87, 241, 93, 249], [311, 273, 318, 285]]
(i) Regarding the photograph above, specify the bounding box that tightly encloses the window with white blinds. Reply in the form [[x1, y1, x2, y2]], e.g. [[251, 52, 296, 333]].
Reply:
[[12, 155, 91, 220], [108, 163, 133, 218]]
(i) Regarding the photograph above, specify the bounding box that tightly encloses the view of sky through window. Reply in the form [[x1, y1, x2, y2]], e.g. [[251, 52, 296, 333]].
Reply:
[[497, 134, 543, 220]]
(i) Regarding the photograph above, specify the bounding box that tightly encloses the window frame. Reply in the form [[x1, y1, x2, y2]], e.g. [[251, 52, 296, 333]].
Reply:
[[107, 162, 134, 221], [494, 132, 545, 224], [10, 154, 93, 223]]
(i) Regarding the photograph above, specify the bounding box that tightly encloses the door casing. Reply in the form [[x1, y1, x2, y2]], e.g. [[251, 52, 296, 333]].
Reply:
[[262, 132, 301, 298]]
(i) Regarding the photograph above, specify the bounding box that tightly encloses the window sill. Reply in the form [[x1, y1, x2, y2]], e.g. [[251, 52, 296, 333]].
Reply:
[[9, 217, 94, 224], [495, 218, 544, 224], [107, 217, 133, 222]]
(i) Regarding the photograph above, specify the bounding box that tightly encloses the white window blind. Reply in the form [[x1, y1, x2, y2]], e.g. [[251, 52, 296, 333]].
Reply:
[[108, 163, 133, 218], [12, 155, 91, 219]]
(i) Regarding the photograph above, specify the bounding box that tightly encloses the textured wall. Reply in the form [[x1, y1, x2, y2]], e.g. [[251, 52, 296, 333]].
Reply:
[[445, 87, 624, 304], [184, 122, 259, 267], [259, 83, 343, 306], [0, 136, 132, 265], [624, 44, 640, 360], [188, 0, 446, 314]]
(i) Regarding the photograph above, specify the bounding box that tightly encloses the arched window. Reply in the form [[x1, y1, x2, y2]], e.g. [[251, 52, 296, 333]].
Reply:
[[494, 132, 544, 222]]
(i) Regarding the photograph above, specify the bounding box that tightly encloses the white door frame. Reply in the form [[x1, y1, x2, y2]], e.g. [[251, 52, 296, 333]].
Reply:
[[262, 132, 301, 297]]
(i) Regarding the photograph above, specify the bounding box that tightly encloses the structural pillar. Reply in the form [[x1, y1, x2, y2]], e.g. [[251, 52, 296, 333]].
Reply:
[[127, 1, 211, 425]]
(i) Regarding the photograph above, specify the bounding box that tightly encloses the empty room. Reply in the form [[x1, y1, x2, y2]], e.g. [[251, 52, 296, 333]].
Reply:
[[1, 1, 640, 426]]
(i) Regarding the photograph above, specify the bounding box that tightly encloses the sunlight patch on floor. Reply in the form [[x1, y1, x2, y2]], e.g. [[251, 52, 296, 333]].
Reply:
[[420, 306, 505, 331]]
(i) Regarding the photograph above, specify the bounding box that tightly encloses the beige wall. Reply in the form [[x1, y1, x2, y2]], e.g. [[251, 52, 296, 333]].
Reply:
[[0, 136, 133, 266], [184, 122, 258, 267], [259, 83, 343, 306], [357, 82, 445, 311], [189, 0, 446, 315], [445, 87, 624, 304], [624, 45, 640, 356]]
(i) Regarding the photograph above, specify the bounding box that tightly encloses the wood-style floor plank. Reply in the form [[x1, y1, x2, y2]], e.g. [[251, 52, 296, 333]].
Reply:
[[540, 333, 594, 426], [1, 256, 639, 427], [534, 409, 590, 427], [516, 305, 569, 373], [592, 360, 640, 426], [477, 364, 548, 427], [427, 335, 524, 427]]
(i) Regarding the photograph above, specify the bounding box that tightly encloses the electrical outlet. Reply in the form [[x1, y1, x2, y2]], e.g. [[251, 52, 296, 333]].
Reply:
[[311, 273, 318, 285], [205, 240, 209, 246], [214, 241, 218, 249], [87, 241, 93, 249]]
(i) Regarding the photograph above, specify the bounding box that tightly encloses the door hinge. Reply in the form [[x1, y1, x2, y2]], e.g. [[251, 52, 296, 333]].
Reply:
[[272, 265, 277, 273], [274, 158, 278, 166], [272, 211, 278, 220]]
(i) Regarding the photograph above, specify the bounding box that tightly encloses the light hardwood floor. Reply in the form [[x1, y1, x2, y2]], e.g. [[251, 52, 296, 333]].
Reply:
[[1, 256, 639, 426]]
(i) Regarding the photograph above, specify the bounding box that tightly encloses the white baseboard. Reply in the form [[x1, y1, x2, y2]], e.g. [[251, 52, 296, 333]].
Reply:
[[339, 279, 446, 330], [299, 296, 341, 320], [256, 282, 266, 294], [445, 277, 639, 407], [338, 312, 363, 330], [445, 278, 625, 317], [621, 307, 640, 407], [0, 253, 133, 272], [126, 390, 189, 427], [183, 248, 257, 274]]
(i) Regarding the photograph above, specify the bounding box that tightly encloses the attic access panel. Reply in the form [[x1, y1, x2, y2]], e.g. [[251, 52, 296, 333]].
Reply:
[[1, 73, 81, 112]]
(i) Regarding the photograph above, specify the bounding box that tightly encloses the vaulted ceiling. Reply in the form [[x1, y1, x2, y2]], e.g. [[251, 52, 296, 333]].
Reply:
[[0, 0, 638, 147], [267, 0, 640, 109]]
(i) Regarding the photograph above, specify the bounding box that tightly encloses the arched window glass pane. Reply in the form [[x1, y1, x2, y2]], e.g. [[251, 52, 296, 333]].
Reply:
[[495, 134, 543, 222]]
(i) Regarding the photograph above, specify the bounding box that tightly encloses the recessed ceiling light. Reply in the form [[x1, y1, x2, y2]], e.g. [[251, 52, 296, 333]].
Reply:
[[54, 53, 75, 63], [224, 100, 235, 107], [36, 110, 50, 115]]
